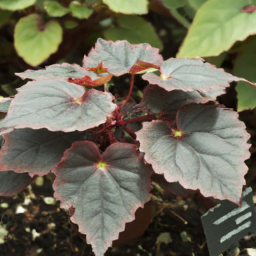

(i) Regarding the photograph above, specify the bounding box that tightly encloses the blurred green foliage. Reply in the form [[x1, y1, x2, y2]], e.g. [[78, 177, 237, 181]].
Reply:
[[0, 0, 256, 110]]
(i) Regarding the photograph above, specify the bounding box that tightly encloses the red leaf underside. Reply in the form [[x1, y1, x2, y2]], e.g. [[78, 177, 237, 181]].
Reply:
[[129, 60, 160, 74], [87, 61, 109, 74], [241, 5, 256, 13], [68, 74, 112, 88]]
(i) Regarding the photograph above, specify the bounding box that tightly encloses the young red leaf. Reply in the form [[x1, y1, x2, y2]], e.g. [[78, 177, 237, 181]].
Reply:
[[15, 63, 112, 88], [67, 73, 112, 88], [142, 58, 256, 98], [0, 97, 12, 113], [136, 104, 250, 204], [0, 128, 81, 177], [83, 38, 163, 76], [137, 84, 208, 117], [0, 171, 35, 196], [53, 141, 151, 256], [0, 80, 116, 134]]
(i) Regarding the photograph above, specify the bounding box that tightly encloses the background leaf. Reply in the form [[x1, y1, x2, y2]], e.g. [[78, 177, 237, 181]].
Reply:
[[162, 0, 186, 9], [233, 38, 256, 111], [44, 1, 70, 17], [14, 14, 62, 66], [0, 10, 10, 28], [53, 141, 151, 256], [70, 1, 93, 19], [104, 14, 163, 50], [187, 0, 208, 10], [177, 0, 256, 58], [103, 0, 148, 14], [0, 0, 36, 11], [136, 104, 250, 203]]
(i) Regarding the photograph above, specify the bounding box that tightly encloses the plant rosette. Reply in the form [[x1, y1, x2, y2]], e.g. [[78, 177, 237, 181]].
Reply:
[[0, 38, 255, 256]]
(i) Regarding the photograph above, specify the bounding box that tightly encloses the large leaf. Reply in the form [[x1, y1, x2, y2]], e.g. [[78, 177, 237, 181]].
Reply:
[[44, 1, 70, 17], [137, 84, 207, 117], [103, 0, 148, 14], [70, 1, 93, 19], [0, 128, 81, 177], [83, 38, 163, 76], [0, 97, 11, 113], [177, 0, 256, 58], [233, 38, 256, 111], [14, 14, 62, 66], [136, 104, 250, 204], [0, 80, 116, 134], [142, 58, 256, 98], [0, 0, 36, 10], [0, 171, 35, 196], [104, 15, 163, 50], [53, 141, 151, 256]]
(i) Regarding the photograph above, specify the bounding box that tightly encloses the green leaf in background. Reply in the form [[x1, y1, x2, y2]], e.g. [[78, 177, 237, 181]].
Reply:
[[161, 0, 190, 29], [162, 0, 186, 9], [103, 0, 148, 14], [0, 10, 10, 28], [44, 1, 70, 17], [64, 20, 79, 29], [177, 0, 256, 58], [204, 52, 227, 68], [233, 38, 256, 111], [70, 1, 93, 19], [187, 0, 207, 10], [0, 0, 36, 10], [104, 15, 163, 50], [14, 14, 62, 66], [83, 0, 102, 7], [183, 1, 197, 19]]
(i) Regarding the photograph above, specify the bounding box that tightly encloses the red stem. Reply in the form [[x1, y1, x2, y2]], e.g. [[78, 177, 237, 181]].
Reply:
[[123, 73, 135, 105], [93, 115, 156, 136], [117, 114, 156, 126], [121, 126, 137, 139], [92, 122, 116, 134]]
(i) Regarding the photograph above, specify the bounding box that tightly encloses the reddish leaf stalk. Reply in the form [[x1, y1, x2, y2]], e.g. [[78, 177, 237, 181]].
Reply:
[[92, 115, 156, 135], [92, 121, 116, 134], [121, 126, 137, 139], [123, 73, 135, 105], [117, 114, 156, 126]]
